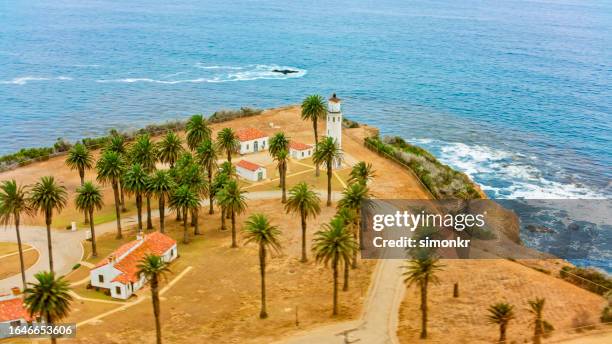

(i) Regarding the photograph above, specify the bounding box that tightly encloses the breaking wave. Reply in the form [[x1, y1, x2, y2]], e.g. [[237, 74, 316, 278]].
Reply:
[[0, 76, 73, 85]]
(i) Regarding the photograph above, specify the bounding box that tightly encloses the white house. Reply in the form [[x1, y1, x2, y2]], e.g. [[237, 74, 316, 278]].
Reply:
[[236, 128, 268, 155], [0, 292, 37, 331], [289, 141, 314, 160], [326, 93, 343, 168], [236, 160, 267, 182], [90, 232, 178, 299]]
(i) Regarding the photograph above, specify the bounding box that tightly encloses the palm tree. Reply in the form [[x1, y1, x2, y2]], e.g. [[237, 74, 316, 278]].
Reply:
[[284, 182, 321, 262], [335, 207, 358, 291], [197, 139, 218, 214], [269, 132, 290, 157], [147, 170, 176, 233], [131, 134, 159, 230], [138, 255, 171, 344], [23, 271, 73, 344], [301, 94, 327, 176], [487, 302, 515, 343], [0, 180, 33, 289], [217, 180, 247, 248], [105, 135, 128, 212], [275, 149, 289, 203], [186, 114, 212, 151], [29, 176, 67, 273], [403, 254, 444, 339], [243, 214, 282, 319], [179, 163, 207, 236], [96, 150, 125, 238], [212, 172, 230, 230], [313, 137, 342, 206], [217, 127, 239, 163], [349, 161, 375, 186], [65, 143, 93, 224], [528, 297, 547, 344], [169, 185, 199, 244], [123, 164, 149, 233], [75, 182, 104, 257], [312, 217, 357, 316], [158, 131, 184, 168], [338, 182, 369, 268]]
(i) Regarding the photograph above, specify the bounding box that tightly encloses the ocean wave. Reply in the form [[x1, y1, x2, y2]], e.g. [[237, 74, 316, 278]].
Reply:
[[96, 64, 306, 84], [429, 140, 606, 199], [0, 76, 73, 85]]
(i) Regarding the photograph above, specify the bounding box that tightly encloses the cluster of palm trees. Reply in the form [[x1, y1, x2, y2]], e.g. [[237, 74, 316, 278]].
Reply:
[[487, 297, 552, 344]]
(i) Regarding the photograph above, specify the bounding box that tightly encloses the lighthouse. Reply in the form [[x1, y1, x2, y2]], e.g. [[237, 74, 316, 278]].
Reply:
[[326, 93, 343, 167]]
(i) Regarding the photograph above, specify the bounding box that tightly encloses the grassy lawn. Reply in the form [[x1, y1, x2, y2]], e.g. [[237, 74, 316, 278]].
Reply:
[[0, 242, 31, 256]]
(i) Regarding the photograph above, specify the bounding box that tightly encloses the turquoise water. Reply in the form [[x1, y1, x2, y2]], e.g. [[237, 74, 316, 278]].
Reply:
[[1, 1, 611, 266]]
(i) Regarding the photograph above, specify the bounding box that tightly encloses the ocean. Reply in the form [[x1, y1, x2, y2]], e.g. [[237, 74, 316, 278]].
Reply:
[[1, 0, 610, 269]]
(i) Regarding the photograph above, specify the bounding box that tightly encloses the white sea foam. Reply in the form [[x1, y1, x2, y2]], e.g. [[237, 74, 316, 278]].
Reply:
[[96, 64, 306, 84], [0, 76, 73, 85], [432, 140, 605, 199]]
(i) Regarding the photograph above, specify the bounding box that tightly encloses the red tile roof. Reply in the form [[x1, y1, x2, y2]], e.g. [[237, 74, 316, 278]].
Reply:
[[289, 141, 312, 151], [236, 128, 267, 142], [95, 232, 177, 285], [236, 160, 263, 172], [0, 297, 34, 322]]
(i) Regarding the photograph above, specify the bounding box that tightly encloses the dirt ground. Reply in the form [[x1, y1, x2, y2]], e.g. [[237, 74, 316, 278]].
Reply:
[[0, 245, 38, 279], [397, 259, 608, 344]]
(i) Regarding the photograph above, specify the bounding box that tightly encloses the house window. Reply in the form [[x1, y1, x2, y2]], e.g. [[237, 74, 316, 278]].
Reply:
[[262, 141, 265, 148], [246, 144, 249, 150], [301, 151, 304, 157], [98, 275, 104, 283], [115, 286, 121, 295]]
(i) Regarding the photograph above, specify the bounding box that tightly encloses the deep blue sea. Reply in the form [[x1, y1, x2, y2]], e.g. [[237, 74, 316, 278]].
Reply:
[[1, 1, 610, 269]]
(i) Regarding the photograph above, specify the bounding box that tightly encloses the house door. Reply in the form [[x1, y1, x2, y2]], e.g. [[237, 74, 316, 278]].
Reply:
[[257, 171, 263, 181], [253, 141, 259, 152]]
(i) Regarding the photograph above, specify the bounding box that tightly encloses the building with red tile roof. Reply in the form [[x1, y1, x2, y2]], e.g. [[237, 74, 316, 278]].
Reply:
[[289, 141, 314, 160], [235, 160, 267, 182], [236, 128, 269, 155], [90, 232, 178, 299], [0, 294, 35, 326]]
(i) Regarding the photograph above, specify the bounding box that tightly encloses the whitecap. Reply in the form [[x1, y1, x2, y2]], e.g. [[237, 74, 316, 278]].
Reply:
[[0, 76, 73, 85]]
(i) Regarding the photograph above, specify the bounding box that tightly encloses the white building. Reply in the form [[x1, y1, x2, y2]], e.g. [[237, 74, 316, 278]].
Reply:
[[236, 128, 269, 155], [236, 160, 267, 181], [90, 232, 178, 299], [289, 141, 314, 160], [0, 293, 36, 330], [326, 93, 343, 167]]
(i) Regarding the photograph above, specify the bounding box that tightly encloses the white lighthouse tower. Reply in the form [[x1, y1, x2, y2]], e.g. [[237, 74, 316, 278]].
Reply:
[[326, 93, 343, 167]]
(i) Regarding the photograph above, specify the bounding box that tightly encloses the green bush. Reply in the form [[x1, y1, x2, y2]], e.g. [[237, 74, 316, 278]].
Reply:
[[560, 266, 612, 295], [209, 107, 262, 123]]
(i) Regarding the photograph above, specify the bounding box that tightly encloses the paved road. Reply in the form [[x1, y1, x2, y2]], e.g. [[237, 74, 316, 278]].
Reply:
[[276, 200, 406, 344], [0, 190, 341, 292]]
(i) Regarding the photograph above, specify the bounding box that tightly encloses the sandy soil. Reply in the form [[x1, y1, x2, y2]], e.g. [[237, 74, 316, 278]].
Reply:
[[0, 246, 38, 280], [397, 259, 608, 343]]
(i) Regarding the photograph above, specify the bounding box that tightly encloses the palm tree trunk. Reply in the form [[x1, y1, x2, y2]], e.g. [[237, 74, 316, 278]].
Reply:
[[332, 257, 338, 316], [193, 208, 200, 235], [176, 208, 182, 221], [343, 259, 349, 291], [314, 119, 320, 177], [159, 197, 165, 233], [281, 164, 287, 203], [89, 209, 97, 257], [14, 215, 26, 289], [231, 211, 237, 248], [220, 207, 226, 230], [420, 280, 428, 339], [120, 180, 127, 212], [48, 312, 57, 344], [352, 225, 358, 269], [227, 150, 232, 163], [300, 212, 307, 262], [534, 317, 542, 344], [136, 193, 143, 232], [112, 180, 123, 239], [191, 206, 196, 226], [326, 162, 332, 206], [182, 208, 189, 244], [45, 211, 54, 273], [151, 275, 162, 344], [499, 323, 507, 343], [208, 170, 214, 214], [259, 244, 268, 319], [80, 169, 88, 224], [146, 195, 153, 230]]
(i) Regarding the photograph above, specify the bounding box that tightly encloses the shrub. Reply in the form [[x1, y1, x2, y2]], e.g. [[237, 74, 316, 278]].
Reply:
[[53, 137, 72, 152], [72, 263, 81, 270], [560, 266, 612, 295], [209, 107, 262, 123]]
